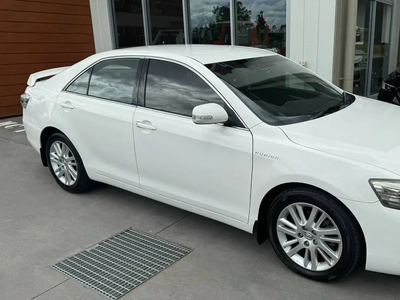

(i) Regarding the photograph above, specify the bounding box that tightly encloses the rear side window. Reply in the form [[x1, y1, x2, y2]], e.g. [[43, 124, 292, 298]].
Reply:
[[88, 59, 139, 104], [66, 58, 140, 105], [144, 60, 225, 116], [66, 68, 91, 95]]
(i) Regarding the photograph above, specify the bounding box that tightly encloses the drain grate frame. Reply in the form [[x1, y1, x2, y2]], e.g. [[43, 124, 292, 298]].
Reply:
[[52, 228, 192, 299]]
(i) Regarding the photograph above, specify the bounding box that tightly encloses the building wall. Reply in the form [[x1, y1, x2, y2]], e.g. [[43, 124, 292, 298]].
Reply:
[[0, 0, 95, 118], [89, 0, 114, 52], [287, 0, 336, 81]]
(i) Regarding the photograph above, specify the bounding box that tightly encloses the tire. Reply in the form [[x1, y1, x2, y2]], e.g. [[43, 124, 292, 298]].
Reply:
[[45, 133, 92, 193], [267, 187, 363, 281]]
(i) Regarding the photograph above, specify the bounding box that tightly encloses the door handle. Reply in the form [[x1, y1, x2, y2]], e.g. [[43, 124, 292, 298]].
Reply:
[[60, 101, 74, 109], [136, 121, 157, 131]]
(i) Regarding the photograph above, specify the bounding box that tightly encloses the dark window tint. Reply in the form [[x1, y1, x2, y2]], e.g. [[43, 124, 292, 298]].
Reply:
[[88, 59, 139, 104], [112, 0, 145, 48], [145, 60, 224, 116], [207, 56, 346, 126], [66, 68, 91, 94]]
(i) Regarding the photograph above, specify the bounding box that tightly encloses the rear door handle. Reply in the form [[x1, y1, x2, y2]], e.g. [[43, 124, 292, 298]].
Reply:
[[136, 121, 157, 131], [60, 101, 74, 109]]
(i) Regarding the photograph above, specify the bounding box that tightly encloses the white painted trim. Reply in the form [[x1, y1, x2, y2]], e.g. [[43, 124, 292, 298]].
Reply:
[[183, 0, 191, 44], [142, 0, 152, 45], [230, 0, 238, 45], [89, 0, 115, 52]]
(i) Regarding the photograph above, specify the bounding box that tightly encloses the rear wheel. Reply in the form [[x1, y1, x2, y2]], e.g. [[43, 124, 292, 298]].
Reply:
[[46, 133, 92, 193], [268, 187, 363, 281]]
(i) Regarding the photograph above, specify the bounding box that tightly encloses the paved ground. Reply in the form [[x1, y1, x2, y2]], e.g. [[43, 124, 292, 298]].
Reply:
[[0, 116, 399, 300]]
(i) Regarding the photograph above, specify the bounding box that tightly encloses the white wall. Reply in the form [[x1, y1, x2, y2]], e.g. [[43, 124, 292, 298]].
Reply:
[[89, 0, 115, 53], [287, 0, 337, 82]]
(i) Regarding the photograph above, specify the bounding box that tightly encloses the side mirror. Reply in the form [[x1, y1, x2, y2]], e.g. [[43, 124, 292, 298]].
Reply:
[[192, 103, 228, 125]]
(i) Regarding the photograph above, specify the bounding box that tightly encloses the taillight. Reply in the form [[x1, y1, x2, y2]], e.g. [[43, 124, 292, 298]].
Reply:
[[20, 93, 30, 109]]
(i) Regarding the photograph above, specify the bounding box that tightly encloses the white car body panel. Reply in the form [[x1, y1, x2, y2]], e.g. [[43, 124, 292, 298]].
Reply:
[[27, 66, 69, 87], [56, 92, 140, 186], [21, 45, 400, 277], [134, 108, 252, 222], [281, 96, 400, 175]]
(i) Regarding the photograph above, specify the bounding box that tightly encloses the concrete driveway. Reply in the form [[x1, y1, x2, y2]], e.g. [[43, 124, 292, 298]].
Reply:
[[0, 116, 399, 300]]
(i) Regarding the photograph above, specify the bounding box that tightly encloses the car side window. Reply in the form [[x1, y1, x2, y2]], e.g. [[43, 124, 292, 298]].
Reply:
[[88, 59, 139, 104], [145, 60, 225, 117], [66, 68, 92, 95]]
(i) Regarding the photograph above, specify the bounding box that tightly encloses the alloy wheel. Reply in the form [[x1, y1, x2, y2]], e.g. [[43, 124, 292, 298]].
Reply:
[[49, 141, 78, 186], [276, 202, 343, 272]]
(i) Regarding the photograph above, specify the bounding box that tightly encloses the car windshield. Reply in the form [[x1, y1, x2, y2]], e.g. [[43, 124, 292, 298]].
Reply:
[[206, 55, 347, 126]]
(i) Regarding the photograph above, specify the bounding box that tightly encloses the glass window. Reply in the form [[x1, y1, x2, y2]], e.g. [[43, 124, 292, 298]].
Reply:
[[112, 0, 145, 48], [354, 0, 370, 96], [369, 2, 392, 96], [88, 59, 139, 104], [207, 55, 349, 126], [235, 1, 286, 55], [149, 0, 184, 45], [190, 0, 231, 45], [66, 69, 92, 95], [145, 60, 225, 116]]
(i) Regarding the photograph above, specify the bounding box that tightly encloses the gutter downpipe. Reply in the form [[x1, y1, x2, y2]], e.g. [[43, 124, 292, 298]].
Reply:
[[342, 0, 358, 92]]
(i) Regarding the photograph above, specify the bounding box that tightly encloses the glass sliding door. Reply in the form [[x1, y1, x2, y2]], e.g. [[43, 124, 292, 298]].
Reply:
[[234, 0, 286, 55], [354, 0, 371, 96], [354, 0, 393, 97], [189, 0, 231, 45], [111, 0, 145, 48], [149, 0, 184, 45], [367, 1, 392, 96]]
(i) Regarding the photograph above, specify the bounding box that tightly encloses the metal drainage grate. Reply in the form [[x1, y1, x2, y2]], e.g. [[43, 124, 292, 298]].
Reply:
[[52, 229, 192, 299]]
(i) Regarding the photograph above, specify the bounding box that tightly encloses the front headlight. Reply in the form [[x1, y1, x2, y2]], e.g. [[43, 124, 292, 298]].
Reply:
[[369, 179, 400, 209]]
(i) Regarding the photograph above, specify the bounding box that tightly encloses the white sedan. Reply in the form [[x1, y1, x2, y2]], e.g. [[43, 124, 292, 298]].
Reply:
[[21, 45, 400, 281]]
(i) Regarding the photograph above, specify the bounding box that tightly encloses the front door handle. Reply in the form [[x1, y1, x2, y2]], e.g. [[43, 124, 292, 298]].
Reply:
[[60, 101, 74, 109], [136, 121, 157, 131]]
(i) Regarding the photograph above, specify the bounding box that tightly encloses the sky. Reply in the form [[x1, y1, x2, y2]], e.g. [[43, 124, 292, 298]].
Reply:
[[190, 0, 287, 29]]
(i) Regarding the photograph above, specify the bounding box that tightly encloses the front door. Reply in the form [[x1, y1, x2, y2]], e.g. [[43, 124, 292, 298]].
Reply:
[[57, 58, 141, 186], [133, 59, 253, 222]]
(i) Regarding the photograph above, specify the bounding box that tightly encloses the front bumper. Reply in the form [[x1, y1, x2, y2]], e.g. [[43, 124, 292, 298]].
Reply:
[[342, 198, 400, 275]]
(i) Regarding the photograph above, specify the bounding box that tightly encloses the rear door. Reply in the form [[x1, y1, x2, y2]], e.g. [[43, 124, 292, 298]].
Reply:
[[57, 58, 141, 186], [133, 59, 253, 222]]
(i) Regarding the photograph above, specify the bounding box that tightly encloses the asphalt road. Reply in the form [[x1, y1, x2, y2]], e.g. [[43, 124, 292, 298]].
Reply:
[[0, 116, 399, 300]]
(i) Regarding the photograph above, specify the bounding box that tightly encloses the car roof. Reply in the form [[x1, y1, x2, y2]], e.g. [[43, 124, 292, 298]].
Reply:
[[100, 44, 277, 64]]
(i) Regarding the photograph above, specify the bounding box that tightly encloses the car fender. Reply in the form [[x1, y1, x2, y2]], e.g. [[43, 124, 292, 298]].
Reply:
[[248, 123, 398, 227]]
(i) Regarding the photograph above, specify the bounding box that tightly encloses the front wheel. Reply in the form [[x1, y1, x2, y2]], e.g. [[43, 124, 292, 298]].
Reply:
[[46, 133, 92, 193], [268, 187, 363, 281]]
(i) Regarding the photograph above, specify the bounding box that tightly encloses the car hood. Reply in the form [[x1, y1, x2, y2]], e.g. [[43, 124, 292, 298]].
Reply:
[[279, 95, 400, 174]]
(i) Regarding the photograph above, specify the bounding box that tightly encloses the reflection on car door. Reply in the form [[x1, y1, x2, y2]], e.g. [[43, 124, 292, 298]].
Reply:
[[133, 59, 253, 222], [57, 58, 141, 186]]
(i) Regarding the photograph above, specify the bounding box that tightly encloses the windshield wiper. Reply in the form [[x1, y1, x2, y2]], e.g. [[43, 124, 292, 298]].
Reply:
[[310, 95, 347, 120]]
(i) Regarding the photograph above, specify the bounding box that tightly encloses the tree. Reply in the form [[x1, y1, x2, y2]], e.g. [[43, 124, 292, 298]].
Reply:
[[256, 10, 267, 45], [256, 10, 266, 28], [212, 1, 251, 23]]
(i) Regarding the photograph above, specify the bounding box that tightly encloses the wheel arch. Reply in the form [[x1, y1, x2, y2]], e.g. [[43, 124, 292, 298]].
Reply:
[[255, 182, 366, 265], [39, 126, 65, 166]]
